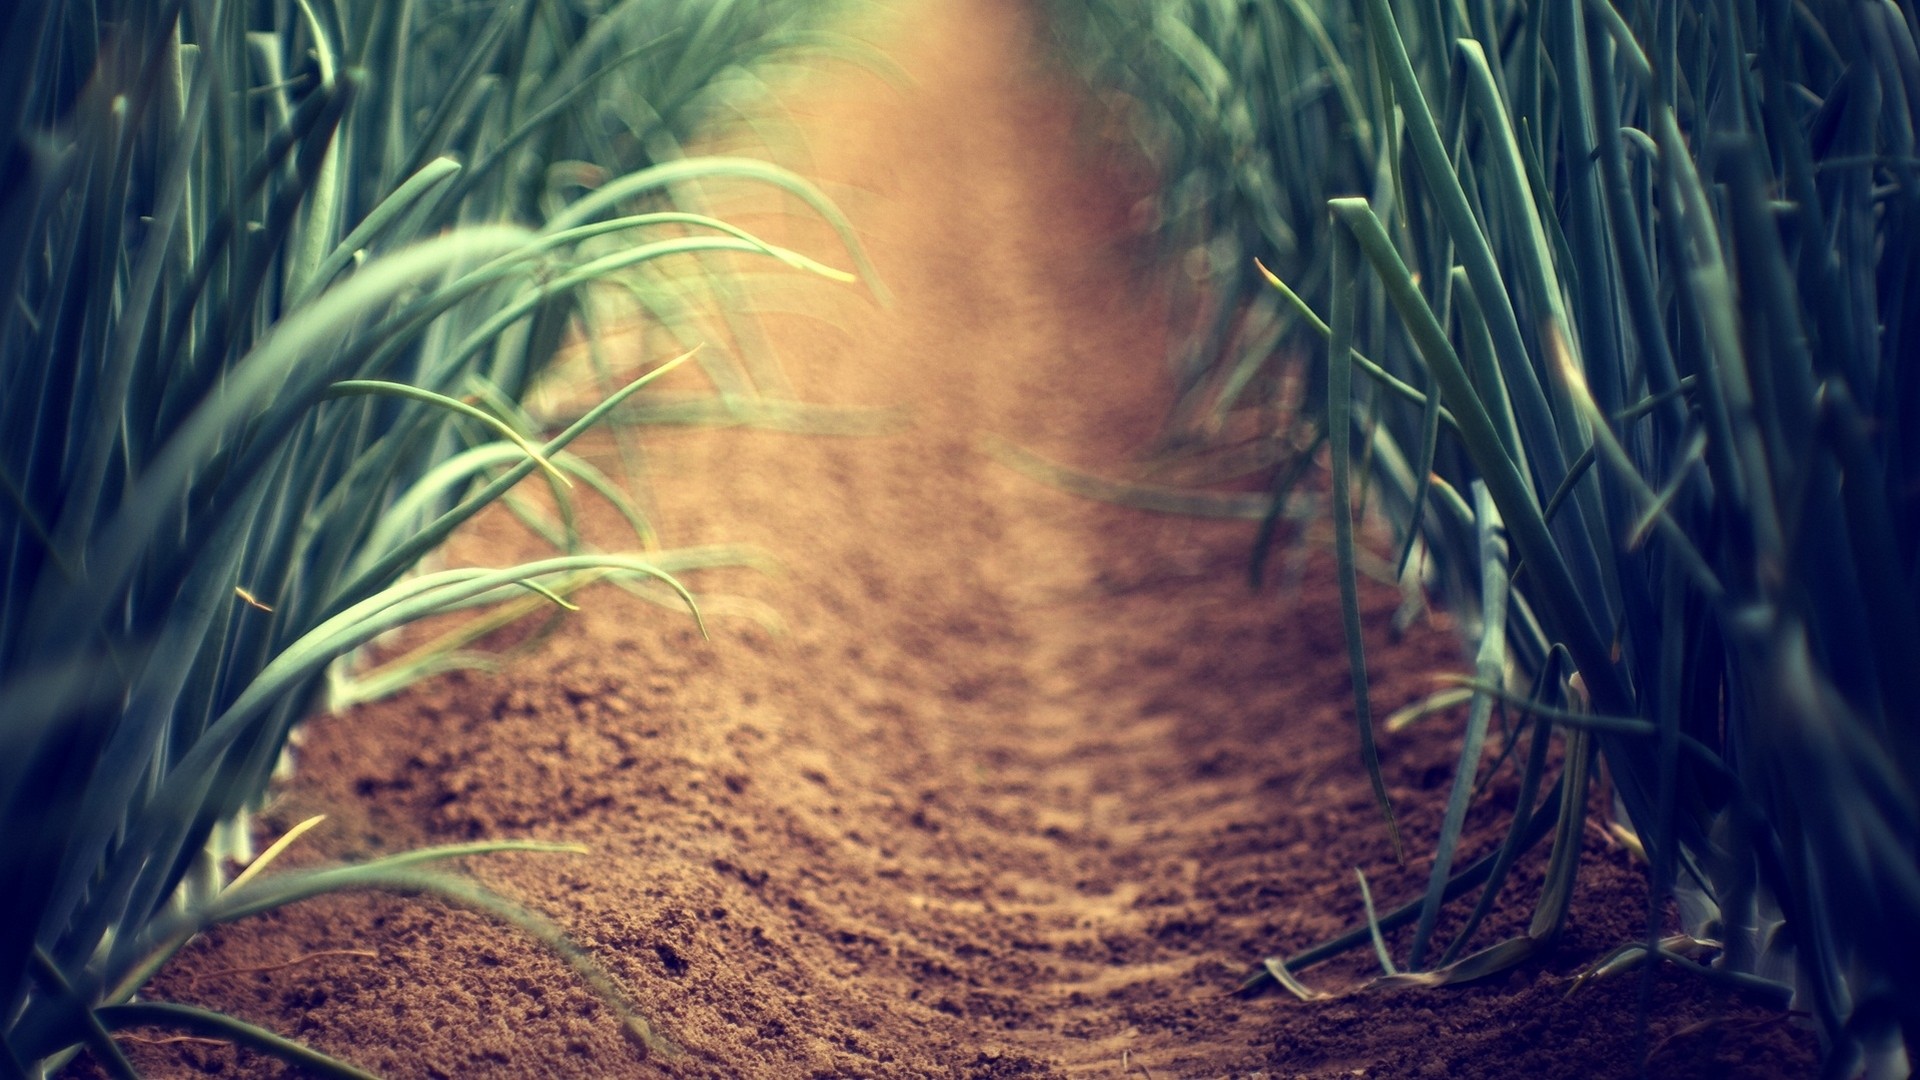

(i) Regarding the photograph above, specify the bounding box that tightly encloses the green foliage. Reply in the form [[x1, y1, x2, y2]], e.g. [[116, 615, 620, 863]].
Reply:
[[0, 0, 864, 1074], [1048, 0, 1920, 1069]]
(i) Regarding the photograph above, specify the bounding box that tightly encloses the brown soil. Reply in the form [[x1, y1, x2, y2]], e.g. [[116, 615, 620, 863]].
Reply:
[[94, 2, 1817, 1077]]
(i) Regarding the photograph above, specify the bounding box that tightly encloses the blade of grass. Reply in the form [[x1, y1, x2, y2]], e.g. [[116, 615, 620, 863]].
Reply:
[[1408, 482, 1509, 969], [93, 1003, 377, 1080], [1327, 221, 1404, 861]]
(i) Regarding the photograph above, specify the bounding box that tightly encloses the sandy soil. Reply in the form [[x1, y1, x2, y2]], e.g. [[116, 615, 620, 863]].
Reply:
[[93, 1, 1816, 1076]]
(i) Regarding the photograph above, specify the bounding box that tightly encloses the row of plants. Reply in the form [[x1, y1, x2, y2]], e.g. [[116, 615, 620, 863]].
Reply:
[[0, 0, 870, 1075], [1043, 0, 1918, 1073]]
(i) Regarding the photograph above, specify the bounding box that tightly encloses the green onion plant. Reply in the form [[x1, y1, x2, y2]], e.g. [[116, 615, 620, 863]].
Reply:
[[1045, 0, 1919, 1071], [0, 0, 870, 1075]]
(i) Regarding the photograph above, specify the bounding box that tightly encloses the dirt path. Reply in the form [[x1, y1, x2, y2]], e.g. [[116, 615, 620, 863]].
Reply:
[[114, 3, 1816, 1077]]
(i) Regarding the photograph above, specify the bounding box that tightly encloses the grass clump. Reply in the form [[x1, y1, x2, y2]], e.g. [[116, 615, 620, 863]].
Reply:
[[0, 0, 866, 1074], [1045, 0, 1920, 1070]]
